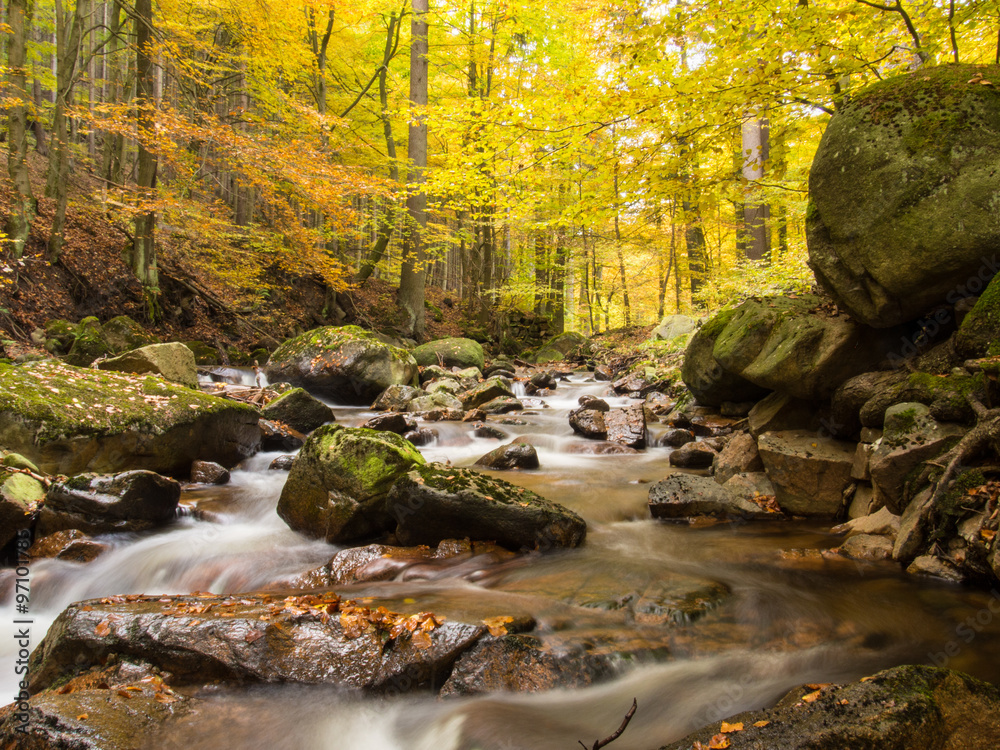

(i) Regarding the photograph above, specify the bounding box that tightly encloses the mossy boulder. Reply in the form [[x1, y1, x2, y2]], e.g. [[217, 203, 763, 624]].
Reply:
[[181, 341, 220, 366], [651, 314, 698, 343], [680, 308, 771, 407], [264, 325, 418, 405], [807, 63, 1000, 327], [97, 342, 199, 388], [276, 424, 426, 543], [459, 376, 515, 410], [65, 317, 113, 366], [956, 273, 1000, 358], [44, 319, 78, 354], [101, 316, 159, 353], [0, 467, 43, 548], [387, 464, 586, 550], [533, 331, 591, 363], [0, 361, 261, 475], [411, 337, 485, 370], [261, 388, 335, 433]]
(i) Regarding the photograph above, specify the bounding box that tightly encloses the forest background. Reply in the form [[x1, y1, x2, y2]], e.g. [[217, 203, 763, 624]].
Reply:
[[1, 0, 998, 351]]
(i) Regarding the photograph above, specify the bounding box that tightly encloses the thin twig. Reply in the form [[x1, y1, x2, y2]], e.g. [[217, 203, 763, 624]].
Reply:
[[579, 698, 638, 750]]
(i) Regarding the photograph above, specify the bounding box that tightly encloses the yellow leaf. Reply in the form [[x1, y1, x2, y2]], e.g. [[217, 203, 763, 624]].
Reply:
[[720, 721, 743, 733], [802, 690, 822, 703], [483, 615, 513, 637], [753, 720, 770, 728], [708, 734, 731, 749]]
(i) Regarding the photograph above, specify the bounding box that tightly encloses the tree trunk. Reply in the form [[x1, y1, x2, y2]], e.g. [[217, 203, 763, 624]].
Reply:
[[128, 0, 160, 319], [741, 112, 770, 261], [101, 1, 124, 191], [6, 0, 37, 257], [46, 0, 88, 263], [397, 0, 429, 339]]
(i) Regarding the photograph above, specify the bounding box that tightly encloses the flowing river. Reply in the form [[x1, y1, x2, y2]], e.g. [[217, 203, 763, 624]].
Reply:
[[5, 373, 1000, 749]]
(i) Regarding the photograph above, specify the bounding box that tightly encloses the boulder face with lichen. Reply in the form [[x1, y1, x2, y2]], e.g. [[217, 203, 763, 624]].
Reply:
[[264, 326, 418, 405], [807, 63, 1000, 328], [0, 361, 261, 476]]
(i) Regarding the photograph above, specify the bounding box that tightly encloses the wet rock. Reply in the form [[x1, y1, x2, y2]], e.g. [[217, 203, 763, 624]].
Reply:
[[893, 486, 934, 562], [662, 428, 696, 447], [611, 375, 652, 396], [411, 337, 485, 370], [593, 364, 613, 381], [870, 402, 965, 514], [38, 471, 181, 536], [0, 666, 192, 750], [564, 442, 639, 456], [645, 391, 674, 415], [463, 408, 487, 422], [361, 412, 415, 434], [569, 407, 607, 439], [473, 424, 507, 440], [372, 384, 421, 412], [757, 430, 855, 517], [440, 634, 621, 696], [807, 64, 1000, 328], [276, 424, 425, 544], [652, 313, 698, 342], [268, 455, 296, 471], [101, 315, 160, 353], [425, 378, 464, 396], [410, 391, 464, 412], [259, 418, 305, 451], [484, 361, 516, 378], [459, 376, 515, 410], [907, 554, 964, 583], [721, 472, 776, 503], [261, 387, 335, 434], [720, 400, 756, 418], [27, 529, 107, 562], [0, 361, 261, 476], [474, 443, 539, 471], [668, 442, 717, 469], [97, 342, 199, 389], [387, 465, 586, 550], [264, 326, 418, 405], [190, 460, 230, 485], [480, 396, 524, 415], [290, 539, 517, 588], [404, 428, 438, 446], [689, 414, 739, 437], [27, 593, 486, 694], [659, 665, 1000, 750], [713, 432, 764, 484], [529, 371, 558, 390], [649, 474, 771, 521], [838, 533, 894, 561], [605, 405, 647, 448]]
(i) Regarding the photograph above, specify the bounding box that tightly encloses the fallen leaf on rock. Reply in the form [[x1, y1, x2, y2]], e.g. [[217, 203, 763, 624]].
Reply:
[[802, 690, 822, 703], [804, 683, 830, 690], [95, 620, 112, 637], [753, 720, 770, 728], [708, 734, 731, 749], [720, 721, 744, 733], [76, 714, 88, 721], [483, 615, 513, 637]]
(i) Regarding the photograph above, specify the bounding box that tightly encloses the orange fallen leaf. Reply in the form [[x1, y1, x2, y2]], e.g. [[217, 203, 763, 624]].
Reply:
[[76, 714, 88, 721], [708, 734, 731, 749], [720, 721, 744, 733], [95, 620, 112, 637], [483, 615, 514, 637], [802, 690, 822, 703], [753, 720, 770, 728], [804, 683, 830, 690]]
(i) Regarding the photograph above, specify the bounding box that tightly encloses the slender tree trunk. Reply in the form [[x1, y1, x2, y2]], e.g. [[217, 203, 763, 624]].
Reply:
[[741, 112, 770, 261], [128, 0, 160, 318], [101, 1, 124, 191], [397, 0, 429, 338], [46, 0, 88, 263], [6, 0, 37, 257], [612, 156, 631, 327]]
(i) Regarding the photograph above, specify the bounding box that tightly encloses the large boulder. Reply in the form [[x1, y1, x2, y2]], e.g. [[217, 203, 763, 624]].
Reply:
[[459, 376, 515, 410], [659, 665, 1000, 750], [276, 424, 425, 543], [709, 295, 898, 401], [0, 467, 44, 548], [681, 308, 771, 407], [807, 63, 1000, 328], [100, 316, 159, 353], [387, 465, 586, 550], [605, 405, 647, 448], [757, 430, 855, 516], [411, 337, 485, 370], [0, 361, 261, 475], [26, 593, 485, 694], [37, 471, 181, 536], [261, 387, 335, 434], [652, 314, 698, 343], [264, 326, 418, 405], [955, 273, 1000, 358], [97, 342, 199, 388]]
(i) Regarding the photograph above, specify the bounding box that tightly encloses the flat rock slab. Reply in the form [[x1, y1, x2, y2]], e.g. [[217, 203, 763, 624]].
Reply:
[[757, 430, 855, 517], [649, 474, 773, 521], [28, 593, 485, 694]]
